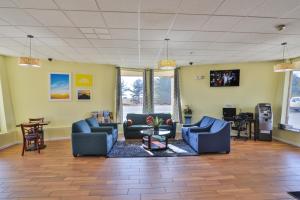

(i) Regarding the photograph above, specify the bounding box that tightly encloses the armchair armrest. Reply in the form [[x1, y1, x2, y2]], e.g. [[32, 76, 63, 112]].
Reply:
[[91, 126, 113, 134], [189, 126, 211, 133]]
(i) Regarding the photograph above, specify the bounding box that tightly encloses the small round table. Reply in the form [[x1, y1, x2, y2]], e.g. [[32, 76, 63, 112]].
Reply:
[[140, 129, 170, 151]]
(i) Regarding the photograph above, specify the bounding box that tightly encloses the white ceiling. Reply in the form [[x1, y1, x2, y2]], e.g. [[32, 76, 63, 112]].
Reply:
[[1, 0, 300, 67]]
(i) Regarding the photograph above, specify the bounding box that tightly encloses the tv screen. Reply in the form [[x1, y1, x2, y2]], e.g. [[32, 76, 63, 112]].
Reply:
[[210, 69, 240, 87]]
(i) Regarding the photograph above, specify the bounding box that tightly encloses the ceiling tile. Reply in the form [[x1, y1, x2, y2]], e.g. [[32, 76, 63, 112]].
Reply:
[[54, 0, 99, 10], [232, 17, 293, 34], [0, 38, 24, 46], [215, 0, 264, 16], [0, 8, 40, 25], [141, 13, 175, 29], [140, 0, 181, 13], [17, 26, 57, 37], [103, 12, 138, 28], [80, 28, 94, 33], [172, 14, 209, 30], [98, 34, 111, 39], [12, 0, 58, 9], [249, 0, 300, 18], [140, 29, 168, 40], [26, 9, 73, 26], [0, 0, 16, 7], [168, 30, 196, 41], [180, 0, 223, 14], [110, 29, 137, 40], [95, 28, 109, 34], [217, 32, 278, 44], [65, 11, 105, 27], [0, 26, 26, 37], [65, 38, 92, 47], [90, 39, 137, 48], [97, 0, 138, 12], [49, 27, 84, 38], [202, 16, 242, 31], [85, 33, 98, 39], [140, 41, 163, 48], [0, 18, 9, 25], [38, 38, 69, 46], [190, 31, 225, 42]]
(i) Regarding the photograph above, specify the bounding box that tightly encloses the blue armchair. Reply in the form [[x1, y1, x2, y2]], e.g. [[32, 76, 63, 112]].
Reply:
[[182, 118, 231, 154], [181, 116, 215, 143], [85, 117, 118, 143], [71, 120, 114, 157]]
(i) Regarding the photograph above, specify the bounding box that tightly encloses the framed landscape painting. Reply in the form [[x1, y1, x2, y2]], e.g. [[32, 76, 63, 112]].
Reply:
[[77, 89, 91, 101], [49, 73, 71, 101]]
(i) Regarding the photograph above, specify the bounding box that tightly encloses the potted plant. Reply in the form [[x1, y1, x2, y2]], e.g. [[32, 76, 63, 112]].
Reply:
[[183, 105, 192, 116], [146, 116, 163, 132]]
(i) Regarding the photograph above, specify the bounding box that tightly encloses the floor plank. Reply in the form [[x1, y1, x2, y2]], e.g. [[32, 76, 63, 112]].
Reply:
[[0, 139, 300, 200]]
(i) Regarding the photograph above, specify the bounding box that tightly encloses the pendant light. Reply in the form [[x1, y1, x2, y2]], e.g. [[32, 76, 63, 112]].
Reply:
[[158, 38, 176, 70], [19, 35, 40, 68], [274, 42, 295, 72]]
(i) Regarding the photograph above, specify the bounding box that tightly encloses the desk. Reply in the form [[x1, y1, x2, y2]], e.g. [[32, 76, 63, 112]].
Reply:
[[17, 121, 50, 150]]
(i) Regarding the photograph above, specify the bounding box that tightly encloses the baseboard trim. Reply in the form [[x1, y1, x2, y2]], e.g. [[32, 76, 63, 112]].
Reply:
[[0, 142, 18, 151], [44, 136, 70, 141], [273, 136, 300, 148], [0, 137, 70, 151]]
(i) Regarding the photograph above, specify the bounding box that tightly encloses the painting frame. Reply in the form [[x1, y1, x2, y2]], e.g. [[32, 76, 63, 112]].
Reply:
[[49, 72, 72, 101], [76, 89, 92, 101]]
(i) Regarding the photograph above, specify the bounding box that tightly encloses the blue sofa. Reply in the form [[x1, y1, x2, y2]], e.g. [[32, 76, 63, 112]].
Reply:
[[182, 117, 231, 154], [123, 113, 176, 139], [71, 118, 118, 157]]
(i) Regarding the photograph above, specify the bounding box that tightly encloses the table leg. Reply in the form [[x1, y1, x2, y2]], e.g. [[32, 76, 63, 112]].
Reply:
[[165, 136, 168, 150], [148, 135, 151, 150], [249, 121, 252, 139]]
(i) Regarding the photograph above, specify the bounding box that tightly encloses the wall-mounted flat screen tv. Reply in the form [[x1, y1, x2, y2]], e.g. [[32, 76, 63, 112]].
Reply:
[[210, 69, 240, 87]]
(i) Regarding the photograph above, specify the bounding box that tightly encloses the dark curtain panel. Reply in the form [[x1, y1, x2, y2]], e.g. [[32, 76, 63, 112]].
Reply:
[[115, 67, 123, 122], [173, 67, 182, 123]]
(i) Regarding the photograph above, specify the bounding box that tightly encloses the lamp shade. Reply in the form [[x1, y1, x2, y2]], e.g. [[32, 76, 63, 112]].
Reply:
[[19, 57, 41, 68], [273, 62, 295, 72], [158, 59, 176, 70]]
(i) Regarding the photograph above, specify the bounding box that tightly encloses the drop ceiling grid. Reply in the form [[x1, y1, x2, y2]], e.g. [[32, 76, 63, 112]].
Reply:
[[0, 0, 300, 67]]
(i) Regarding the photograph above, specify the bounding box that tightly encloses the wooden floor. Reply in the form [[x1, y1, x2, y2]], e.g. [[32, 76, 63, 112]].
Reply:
[[0, 139, 300, 200]]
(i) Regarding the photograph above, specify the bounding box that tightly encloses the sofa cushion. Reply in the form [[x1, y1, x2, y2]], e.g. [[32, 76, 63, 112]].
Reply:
[[72, 120, 91, 133], [127, 119, 133, 126], [85, 117, 99, 128], [165, 118, 173, 125], [210, 120, 226, 133], [127, 125, 152, 131], [126, 113, 172, 125], [199, 116, 215, 128]]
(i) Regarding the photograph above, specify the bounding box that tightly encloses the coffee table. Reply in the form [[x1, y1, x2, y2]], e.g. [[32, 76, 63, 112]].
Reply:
[[140, 129, 170, 151]]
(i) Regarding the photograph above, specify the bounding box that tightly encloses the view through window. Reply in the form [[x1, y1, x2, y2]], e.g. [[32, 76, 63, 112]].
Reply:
[[154, 72, 174, 114], [287, 71, 300, 129], [121, 75, 143, 121]]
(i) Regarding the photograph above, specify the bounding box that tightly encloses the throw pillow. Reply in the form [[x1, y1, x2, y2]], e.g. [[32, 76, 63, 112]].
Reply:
[[146, 116, 153, 125], [127, 119, 133, 126], [166, 118, 173, 125]]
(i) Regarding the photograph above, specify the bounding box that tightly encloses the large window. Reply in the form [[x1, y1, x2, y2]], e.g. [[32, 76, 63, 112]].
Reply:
[[154, 71, 174, 113], [287, 71, 300, 129], [121, 71, 143, 121]]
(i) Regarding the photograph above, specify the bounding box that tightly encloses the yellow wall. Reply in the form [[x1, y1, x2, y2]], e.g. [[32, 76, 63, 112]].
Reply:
[[0, 55, 17, 148], [180, 61, 285, 125], [5, 57, 116, 128]]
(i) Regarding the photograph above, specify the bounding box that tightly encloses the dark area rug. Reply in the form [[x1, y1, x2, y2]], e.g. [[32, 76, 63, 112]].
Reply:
[[288, 192, 300, 199], [107, 139, 198, 158]]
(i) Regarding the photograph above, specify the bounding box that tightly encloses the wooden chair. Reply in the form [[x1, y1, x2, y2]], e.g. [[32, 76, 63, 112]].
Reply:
[[21, 123, 41, 156], [29, 118, 45, 146]]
